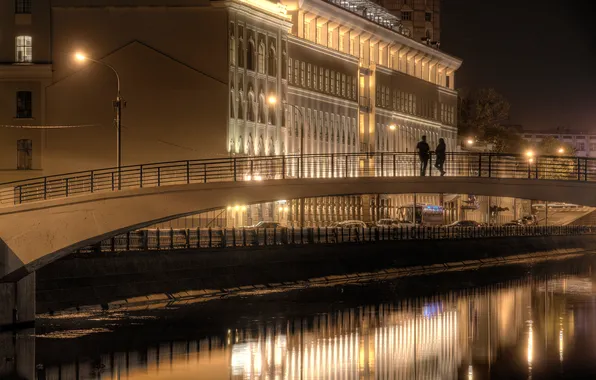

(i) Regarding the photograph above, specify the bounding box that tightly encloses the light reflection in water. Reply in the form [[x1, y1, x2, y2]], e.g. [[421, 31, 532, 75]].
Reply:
[[29, 275, 596, 380]]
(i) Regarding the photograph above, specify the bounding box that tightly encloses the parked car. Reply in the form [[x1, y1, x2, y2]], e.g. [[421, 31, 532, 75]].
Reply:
[[445, 220, 483, 228], [377, 218, 400, 227], [502, 220, 523, 226], [329, 220, 367, 229], [243, 221, 281, 229]]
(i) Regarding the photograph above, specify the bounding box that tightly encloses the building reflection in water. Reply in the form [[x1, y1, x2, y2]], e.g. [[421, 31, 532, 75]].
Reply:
[[28, 275, 596, 380]]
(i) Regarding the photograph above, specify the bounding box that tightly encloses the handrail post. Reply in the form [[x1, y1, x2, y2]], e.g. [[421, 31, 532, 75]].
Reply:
[[282, 156, 286, 179], [345, 155, 348, 178], [233, 157, 237, 182], [429, 152, 433, 177], [478, 153, 482, 177], [488, 153, 492, 178], [331, 153, 335, 178], [111, 172, 115, 191], [250, 160, 254, 179], [381, 152, 384, 177], [584, 158, 588, 181], [65, 178, 69, 197], [157, 167, 161, 187], [139, 166, 143, 188], [186, 160, 190, 184], [44, 177, 48, 199], [577, 157, 581, 181], [203, 163, 207, 183], [393, 154, 396, 177]]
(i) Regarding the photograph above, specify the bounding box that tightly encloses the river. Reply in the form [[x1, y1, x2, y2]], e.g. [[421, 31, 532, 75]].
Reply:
[[4, 254, 596, 379]]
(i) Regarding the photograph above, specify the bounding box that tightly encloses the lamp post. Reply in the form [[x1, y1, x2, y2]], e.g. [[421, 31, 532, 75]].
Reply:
[[268, 95, 305, 228], [74, 52, 123, 189]]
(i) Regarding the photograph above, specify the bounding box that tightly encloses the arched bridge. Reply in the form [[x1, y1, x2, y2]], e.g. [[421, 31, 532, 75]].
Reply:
[[1, 151, 596, 281]]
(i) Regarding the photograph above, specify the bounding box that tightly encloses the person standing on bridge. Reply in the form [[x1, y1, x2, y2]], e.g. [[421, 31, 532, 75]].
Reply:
[[434, 138, 447, 176], [416, 135, 430, 176]]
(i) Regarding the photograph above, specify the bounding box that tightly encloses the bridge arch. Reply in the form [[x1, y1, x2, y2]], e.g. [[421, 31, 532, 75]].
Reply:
[[2, 176, 596, 280]]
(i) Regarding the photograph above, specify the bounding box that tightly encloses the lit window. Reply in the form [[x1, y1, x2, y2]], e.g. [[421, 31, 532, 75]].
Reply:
[[330, 71, 335, 94], [16, 91, 32, 118], [316, 27, 322, 44], [341, 74, 345, 97], [17, 139, 32, 170], [288, 58, 292, 83], [300, 61, 305, 86], [304, 21, 310, 40], [307, 64, 311, 87], [294, 59, 299, 84], [401, 11, 412, 21], [15, 36, 32, 63], [335, 74, 340, 95], [268, 44, 276, 76], [319, 68, 323, 91], [15, 0, 31, 14], [324, 69, 329, 92]]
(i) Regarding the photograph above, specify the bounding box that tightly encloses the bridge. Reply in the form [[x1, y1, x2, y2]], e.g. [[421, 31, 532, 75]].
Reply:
[[1, 151, 596, 327]]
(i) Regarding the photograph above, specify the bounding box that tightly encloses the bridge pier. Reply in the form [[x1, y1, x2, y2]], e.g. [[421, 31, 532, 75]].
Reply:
[[0, 273, 35, 329], [1, 240, 35, 329]]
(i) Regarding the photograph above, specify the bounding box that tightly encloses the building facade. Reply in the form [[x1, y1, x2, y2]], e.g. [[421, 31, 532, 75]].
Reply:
[[522, 130, 596, 158], [0, 0, 460, 226]]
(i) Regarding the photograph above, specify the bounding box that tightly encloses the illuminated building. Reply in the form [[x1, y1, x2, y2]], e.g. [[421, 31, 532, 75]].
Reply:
[[0, 0, 460, 225]]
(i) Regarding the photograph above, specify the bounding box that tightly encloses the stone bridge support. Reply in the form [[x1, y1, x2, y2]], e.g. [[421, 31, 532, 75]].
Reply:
[[1, 242, 35, 329]]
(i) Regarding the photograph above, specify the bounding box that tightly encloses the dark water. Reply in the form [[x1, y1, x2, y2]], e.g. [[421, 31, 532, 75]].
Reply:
[[4, 255, 596, 380]]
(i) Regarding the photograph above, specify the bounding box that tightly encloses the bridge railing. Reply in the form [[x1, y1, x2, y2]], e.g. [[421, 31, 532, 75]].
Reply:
[[1, 152, 595, 207], [78, 225, 596, 253]]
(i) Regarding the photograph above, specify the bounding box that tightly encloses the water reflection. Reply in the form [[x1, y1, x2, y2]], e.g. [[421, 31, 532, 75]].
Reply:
[[6, 266, 596, 379]]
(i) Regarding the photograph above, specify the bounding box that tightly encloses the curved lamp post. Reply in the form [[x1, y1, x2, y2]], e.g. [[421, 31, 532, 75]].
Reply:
[[74, 52, 123, 189]]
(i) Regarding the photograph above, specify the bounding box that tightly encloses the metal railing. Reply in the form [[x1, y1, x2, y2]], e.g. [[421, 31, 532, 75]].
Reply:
[[79, 225, 596, 253], [1, 151, 595, 207]]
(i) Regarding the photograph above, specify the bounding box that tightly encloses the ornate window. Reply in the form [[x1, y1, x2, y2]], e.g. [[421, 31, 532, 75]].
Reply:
[[247, 37, 255, 71], [258, 42, 266, 74], [282, 47, 287, 79], [237, 37, 244, 68], [268, 44, 276, 76], [229, 27, 236, 66], [258, 91, 266, 123], [247, 89, 255, 121]]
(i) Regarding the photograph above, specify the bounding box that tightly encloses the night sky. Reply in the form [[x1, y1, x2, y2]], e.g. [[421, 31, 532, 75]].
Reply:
[[442, 0, 596, 132]]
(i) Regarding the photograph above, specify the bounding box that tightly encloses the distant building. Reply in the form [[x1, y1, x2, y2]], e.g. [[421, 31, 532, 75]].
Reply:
[[371, 0, 441, 46], [521, 129, 596, 158]]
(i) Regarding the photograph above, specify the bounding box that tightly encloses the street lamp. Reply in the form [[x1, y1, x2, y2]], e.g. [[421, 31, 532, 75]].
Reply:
[[557, 147, 565, 154], [466, 138, 474, 146], [74, 51, 123, 189], [389, 124, 396, 131], [526, 150, 534, 158]]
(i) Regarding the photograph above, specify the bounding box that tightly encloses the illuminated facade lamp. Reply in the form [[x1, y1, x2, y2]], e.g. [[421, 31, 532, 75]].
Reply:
[[557, 147, 565, 154], [526, 150, 534, 158], [389, 124, 396, 131], [466, 138, 474, 146]]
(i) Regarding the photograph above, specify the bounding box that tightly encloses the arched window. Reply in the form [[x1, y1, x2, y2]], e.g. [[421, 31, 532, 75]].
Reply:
[[268, 44, 276, 76], [258, 136, 264, 155], [237, 37, 244, 68], [281, 47, 287, 79], [281, 95, 287, 126], [237, 92, 244, 120], [247, 38, 255, 71], [268, 137, 275, 156], [258, 91, 266, 123], [247, 133, 254, 155], [258, 42, 266, 74], [247, 89, 255, 122], [238, 135, 244, 154], [230, 87, 235, 117]]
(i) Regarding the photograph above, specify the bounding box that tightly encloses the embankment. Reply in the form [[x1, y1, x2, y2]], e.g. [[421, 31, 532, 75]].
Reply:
[[37, 235, 596, 313]]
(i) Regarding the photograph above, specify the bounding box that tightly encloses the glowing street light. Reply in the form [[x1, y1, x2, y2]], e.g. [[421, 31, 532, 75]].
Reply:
[[466, 138, 474, 146], [557, 147, 565, 154], [389, 124, 396, 131], [526, 150, 534, 158], [74, 51, 123, 189], [268, 95, 277, 105]]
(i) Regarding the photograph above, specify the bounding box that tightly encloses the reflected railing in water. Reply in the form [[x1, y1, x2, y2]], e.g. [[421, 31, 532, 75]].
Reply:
[[15, 273, 596, 380]]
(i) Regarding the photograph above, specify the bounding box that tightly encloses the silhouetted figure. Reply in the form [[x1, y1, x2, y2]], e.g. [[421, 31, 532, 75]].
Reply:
[[434, 138, 446, 176], [416, 135, 430, 176]]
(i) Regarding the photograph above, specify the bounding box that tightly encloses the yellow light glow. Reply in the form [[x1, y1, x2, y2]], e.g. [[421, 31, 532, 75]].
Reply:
[[268, 95, 277, 105], [241, 206, 247, 212], [74, 52, 87, 62], [239, 0, 289, 18], [529, 157, 534, 164], [227, 206, 232, 211], [279, 207, 283, 212], [235, 205, 240, 211], [466, 139, 474, 146], [389, 124, 396, 131], [284, 207, 289, 212], [558, 147, 565, 154], [254, 175, 263, 181], [526, 150, 534, 158]]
